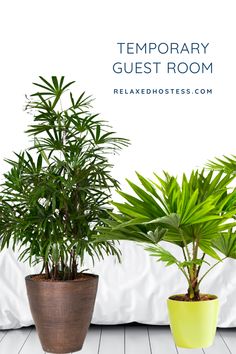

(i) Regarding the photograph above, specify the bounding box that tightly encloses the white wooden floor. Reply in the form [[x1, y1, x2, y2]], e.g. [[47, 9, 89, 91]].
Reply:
[[0, 324, 234, 354]]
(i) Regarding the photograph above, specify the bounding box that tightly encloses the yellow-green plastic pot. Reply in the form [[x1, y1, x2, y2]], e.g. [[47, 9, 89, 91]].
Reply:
[[167, 294, 219, 348]]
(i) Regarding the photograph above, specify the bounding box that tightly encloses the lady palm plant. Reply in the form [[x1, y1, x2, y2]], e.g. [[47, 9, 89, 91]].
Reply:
[[97, 170, 236, 300], [0, 76, 129, 280]]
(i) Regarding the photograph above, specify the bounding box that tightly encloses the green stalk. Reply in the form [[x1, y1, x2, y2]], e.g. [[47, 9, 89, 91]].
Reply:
[[191, 236, 199, 283], [51, 93, 62, 110], [180, 229, 191, 261], [178, 264, 192, 291], [182, 247, 191, 280], [198, 257, 226, 286], [196, 253, 205, 278]]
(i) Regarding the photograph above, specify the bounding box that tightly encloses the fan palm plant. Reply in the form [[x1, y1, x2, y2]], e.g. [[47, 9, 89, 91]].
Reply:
[[97, 169, 236, 300]]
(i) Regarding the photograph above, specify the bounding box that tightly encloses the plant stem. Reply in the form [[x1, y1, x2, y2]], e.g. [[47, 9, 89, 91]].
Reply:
[[71, 248, 77, 279], [198, 257, 226, 286], [191, 236, 199, 287], [196, 253, 205, 278], [177, 262, 193, 293], [179, 229, 191, 261], [182, 247, 191, 280], [45, 261, 50, 279], [193, 237, 199, 263]]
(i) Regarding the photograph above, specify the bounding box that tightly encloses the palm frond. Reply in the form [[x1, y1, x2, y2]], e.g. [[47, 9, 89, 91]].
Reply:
[[207, 155, 236, 174], [145, 245, 179, 266], [213, 229, 236, 258]]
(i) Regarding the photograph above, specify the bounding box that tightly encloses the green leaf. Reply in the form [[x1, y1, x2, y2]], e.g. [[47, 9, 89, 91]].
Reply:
[[181, 189, 199, 222], [179, 259, 210, 268], [146, 227, 167, 243], [52, 76, 59, 90], [207, 155, 236, 174], [213, 230, 236, 258], [199, 239, 221, 260], [125, 179, 166, 217], [38, 76, 55, 91], [145, 245, 179, 266], [52, 243, 60, 264]]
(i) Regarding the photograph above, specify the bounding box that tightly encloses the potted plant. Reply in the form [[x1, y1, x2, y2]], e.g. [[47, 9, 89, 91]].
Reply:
[[0, 76, 129, 353], [96, 169, 236, 348]]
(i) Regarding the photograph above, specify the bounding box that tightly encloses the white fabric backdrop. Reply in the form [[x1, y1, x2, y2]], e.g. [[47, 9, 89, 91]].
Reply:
[[1, 241, 236, 329]]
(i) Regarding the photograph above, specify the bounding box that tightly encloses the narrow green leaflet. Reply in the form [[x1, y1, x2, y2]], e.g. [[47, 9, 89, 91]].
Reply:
[[145, 245, 179, 267], [213, 230, 236, 259]]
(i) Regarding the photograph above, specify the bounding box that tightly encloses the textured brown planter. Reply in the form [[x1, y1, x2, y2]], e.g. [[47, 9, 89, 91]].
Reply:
[[25, 273, 98, 353]]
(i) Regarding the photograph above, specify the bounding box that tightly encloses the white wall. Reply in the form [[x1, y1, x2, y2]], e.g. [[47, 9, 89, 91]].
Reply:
[[0, 0, 235, 187]]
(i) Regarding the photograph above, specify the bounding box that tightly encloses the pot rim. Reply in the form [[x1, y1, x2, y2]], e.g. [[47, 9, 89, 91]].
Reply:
[[25, 272, 98, 283], [167, 294, 218, 302]]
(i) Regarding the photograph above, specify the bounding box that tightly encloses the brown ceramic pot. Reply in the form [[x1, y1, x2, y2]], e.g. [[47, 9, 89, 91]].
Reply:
[[25, 273, 98, 353]]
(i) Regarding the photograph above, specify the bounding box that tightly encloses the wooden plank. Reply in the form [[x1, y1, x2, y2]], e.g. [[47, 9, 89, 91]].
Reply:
[[74, 325, 101, 354], [177, 347, 204, 354], [99, 326, 124, 354], [0, 327, 32, 354], [148, 326, 177, 354], [218, 328, 236, 353], [0, 326, 232, 354], [20, 328, 45, 354], [0, 330, 8, 342], [125, 325, 151, 354], [204, 331, 231, 354]]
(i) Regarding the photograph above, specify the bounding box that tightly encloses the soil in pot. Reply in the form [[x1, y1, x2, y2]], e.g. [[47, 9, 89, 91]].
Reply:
[[169, 293, 217, 301]]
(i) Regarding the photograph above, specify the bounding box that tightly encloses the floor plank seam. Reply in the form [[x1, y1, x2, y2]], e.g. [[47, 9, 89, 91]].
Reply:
[[147, 327, 152, 354], [124, 325, 126, 354], [18, 327, 33, 354], [218, 330, 232, 354], [97, 326, 102, 354], [0, 331, 9, 343]]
